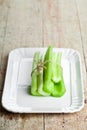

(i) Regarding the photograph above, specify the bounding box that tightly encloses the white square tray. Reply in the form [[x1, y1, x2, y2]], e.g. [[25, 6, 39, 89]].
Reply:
[[2, 48, 84, 113]]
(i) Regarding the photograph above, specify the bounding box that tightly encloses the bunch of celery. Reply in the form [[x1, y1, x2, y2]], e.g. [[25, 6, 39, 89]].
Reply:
[[30, 46, 66, 97]]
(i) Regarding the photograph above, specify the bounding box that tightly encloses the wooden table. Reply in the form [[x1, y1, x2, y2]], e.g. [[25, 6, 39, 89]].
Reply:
[[0, 0, 87, 129]]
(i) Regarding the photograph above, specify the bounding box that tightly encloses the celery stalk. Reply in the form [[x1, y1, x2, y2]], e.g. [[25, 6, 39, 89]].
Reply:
[[57, 52, 62, 65], [51, 52, 66, 97], [37, 68, 50, 96], [52, 75, 66, 97], [30, 45, 66, 97], [51, 52, 62, 83], [43, 46, 54, 94], [37, 55, 50, 96], [31, 52, 41, 96]]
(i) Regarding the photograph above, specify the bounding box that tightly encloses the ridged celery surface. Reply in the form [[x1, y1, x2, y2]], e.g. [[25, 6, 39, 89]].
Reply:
[[51, 52, 62, 83], [43, 46, 54, 94], [31, 52, 50, 96], [31, 52, 41, 96], [51, 52, 66, 97], [37, 56, 50, 96], [30, 45, 66, 97]]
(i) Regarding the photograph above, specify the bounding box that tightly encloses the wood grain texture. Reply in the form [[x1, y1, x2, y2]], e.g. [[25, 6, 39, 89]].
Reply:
[[76, 0, 87, 57], [0, 0, 9, 59], [76, 0, 87, 99], [0, 0, 87, 130], [0, 0, 10, 90], [3, 0, 43, 47], [43, 0, 63, 46], [0, 0, 10, 37]]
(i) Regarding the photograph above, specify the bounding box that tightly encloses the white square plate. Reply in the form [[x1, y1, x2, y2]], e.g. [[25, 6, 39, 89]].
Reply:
[[2, 48, 84, 113]]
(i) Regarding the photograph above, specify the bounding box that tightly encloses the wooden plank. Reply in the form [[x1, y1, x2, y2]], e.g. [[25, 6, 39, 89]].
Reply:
[[0, 0, 9, 61], [3, 0, 43, 48], [0, 0, 10, 37], [76, 0, 87, 58], [76, 104, 87, 130], [76, 0, 87, 99], [44, 113, 77, 130], [0, 39, 3, 68], [0, 0, 44, 130], [43, 0, 63, 47], [0, 0, 10, 90], [43, 0, 86, 130]]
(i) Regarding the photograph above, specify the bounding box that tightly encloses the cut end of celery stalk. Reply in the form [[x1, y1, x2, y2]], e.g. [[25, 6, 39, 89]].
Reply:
[[51, 77, 61, 83]]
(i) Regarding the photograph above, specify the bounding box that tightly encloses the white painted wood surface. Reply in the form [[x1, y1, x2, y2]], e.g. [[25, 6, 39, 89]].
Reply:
[[0, 0, 87, 129]]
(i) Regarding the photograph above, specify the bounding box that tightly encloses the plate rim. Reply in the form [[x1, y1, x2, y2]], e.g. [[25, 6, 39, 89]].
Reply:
[[2, 47, 84, 113]]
